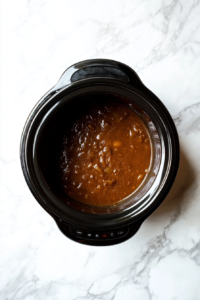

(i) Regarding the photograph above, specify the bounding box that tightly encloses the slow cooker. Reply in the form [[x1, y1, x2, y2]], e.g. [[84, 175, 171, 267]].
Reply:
[[20, 59, 179, 246]]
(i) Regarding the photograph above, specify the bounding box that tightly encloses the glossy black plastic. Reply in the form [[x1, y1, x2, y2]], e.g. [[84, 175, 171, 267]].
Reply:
[[20, 59, 179, 246]]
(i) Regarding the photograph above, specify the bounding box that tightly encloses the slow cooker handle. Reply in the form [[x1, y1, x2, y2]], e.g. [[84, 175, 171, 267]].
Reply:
[[53, 59, 144, 91]]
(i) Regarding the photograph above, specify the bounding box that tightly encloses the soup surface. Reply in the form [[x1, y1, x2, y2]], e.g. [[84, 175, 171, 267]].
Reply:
[[59, 99, 151, 206]]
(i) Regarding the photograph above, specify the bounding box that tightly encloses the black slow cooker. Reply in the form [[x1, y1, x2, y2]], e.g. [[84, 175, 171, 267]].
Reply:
[[20, 59, 179, 246]]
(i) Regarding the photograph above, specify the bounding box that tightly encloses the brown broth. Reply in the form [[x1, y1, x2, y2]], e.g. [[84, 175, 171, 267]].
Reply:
[[59, 99, 151, 206]]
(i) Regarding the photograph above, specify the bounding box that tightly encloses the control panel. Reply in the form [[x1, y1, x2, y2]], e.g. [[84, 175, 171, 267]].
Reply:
[[69, 226, 129, 241]]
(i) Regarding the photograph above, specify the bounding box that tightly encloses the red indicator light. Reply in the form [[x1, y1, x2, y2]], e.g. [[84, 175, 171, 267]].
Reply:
[[102, 233, 107, 238]]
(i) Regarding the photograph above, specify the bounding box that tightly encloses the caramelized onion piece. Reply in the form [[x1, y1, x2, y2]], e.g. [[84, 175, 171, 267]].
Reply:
[[93, 164, 102, 172], [106, 180, 115, 185], [113, 141, 122, 147], [104, 167, 112, 174]]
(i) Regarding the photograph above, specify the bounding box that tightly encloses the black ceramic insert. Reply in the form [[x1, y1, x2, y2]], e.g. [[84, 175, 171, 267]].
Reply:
[[20, 59, 179, 246]]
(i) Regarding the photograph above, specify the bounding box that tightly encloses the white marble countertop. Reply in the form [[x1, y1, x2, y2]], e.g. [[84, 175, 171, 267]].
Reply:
[[1, 0, 200, 299]]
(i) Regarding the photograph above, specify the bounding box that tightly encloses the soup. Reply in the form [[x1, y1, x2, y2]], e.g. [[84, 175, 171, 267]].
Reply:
[[59, 98, 151, 206]]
